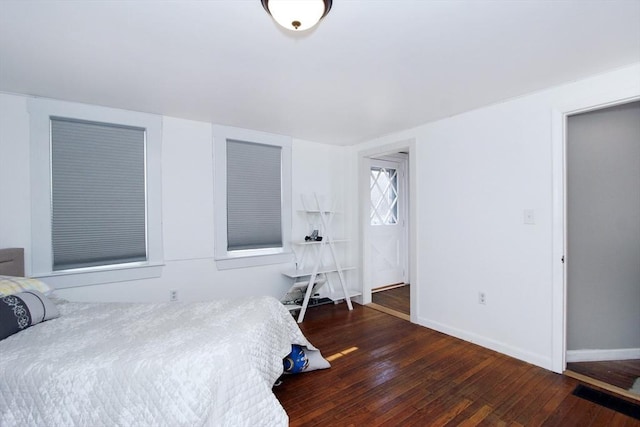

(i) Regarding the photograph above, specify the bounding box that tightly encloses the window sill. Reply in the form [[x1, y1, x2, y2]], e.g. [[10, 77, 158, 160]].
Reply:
[[32, 263, 164, 289], [215, 252, 293, 270]]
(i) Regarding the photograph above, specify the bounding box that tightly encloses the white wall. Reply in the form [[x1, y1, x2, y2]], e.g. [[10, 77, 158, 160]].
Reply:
[[0, 93, 347, 303], [0, 94, 30, 250], [3, 63, 639, 372], [350, 63, 640, 371]]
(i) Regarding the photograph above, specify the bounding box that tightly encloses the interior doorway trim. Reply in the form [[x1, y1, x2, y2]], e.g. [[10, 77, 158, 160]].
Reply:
[[358, 139, 417, 323], [551, 95, 640, 374]]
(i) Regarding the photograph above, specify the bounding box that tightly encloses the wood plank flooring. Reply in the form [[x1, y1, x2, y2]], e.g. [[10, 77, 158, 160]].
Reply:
[[371, 284, 410, 315], [274, 303, 640, 426]]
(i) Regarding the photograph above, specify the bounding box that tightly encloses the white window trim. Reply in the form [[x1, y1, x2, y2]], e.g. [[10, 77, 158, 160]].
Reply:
[[212, 125, 292, 270], [28, 98, 164, 288]]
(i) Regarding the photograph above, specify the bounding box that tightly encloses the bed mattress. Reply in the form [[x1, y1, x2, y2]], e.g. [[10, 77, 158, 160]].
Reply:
[[0, 296, 312, 426]]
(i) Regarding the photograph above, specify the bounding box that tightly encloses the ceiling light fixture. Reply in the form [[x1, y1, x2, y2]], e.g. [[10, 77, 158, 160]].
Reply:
[[261, 0, 332, 31]]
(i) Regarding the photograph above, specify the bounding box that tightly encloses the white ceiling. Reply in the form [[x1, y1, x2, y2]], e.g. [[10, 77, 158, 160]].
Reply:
[[1, 1, 639, 146]]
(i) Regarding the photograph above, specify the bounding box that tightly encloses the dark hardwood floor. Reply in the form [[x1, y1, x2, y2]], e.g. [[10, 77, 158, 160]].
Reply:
[[371, 284, 410, 315], [275, 303, 640, 426], [567, 360, 640, 395]]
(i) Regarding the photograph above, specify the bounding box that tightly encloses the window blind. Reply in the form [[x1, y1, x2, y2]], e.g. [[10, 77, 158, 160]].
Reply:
[[226, 139, 283, 251], [50, 117, 147, 270]]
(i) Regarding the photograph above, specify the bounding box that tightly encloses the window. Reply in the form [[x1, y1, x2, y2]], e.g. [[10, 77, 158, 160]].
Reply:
[[226, 140, 283, 251], [213, 126, 292, 269], [370, 166, 399, 225], [29, 98, 163, 288], [50, 118, 147, 270]]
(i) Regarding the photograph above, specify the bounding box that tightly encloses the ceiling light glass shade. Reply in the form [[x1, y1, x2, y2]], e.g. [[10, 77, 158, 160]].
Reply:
[[261, 0, 332, 31]]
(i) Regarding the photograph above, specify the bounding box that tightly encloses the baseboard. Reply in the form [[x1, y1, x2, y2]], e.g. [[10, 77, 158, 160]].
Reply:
[[416, 316, 552, 370], [371, 283, 406, 293], [566, 348, 640, 362]]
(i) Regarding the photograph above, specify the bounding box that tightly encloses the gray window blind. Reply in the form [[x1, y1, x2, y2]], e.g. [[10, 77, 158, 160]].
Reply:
[[51, 117, 147, 270], [226, 140, 283, 251]]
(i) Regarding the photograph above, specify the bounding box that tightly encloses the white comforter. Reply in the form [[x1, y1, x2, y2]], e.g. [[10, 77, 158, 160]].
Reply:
[[0, 296, 312, 426]]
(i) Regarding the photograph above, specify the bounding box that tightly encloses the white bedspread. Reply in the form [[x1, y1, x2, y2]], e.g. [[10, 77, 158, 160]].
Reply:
[[0, 296, 312, 426]]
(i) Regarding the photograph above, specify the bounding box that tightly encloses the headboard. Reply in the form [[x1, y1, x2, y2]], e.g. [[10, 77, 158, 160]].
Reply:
[[0, 248, 25, 277]]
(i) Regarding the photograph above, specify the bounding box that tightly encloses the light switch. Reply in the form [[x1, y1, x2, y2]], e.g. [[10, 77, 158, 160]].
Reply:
[[523, 209, 535, 225]]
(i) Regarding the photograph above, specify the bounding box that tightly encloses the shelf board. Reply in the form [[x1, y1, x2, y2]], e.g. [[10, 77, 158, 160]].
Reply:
[[291, 277, 326, 289], [282, 297, 334, 312], [326, 289, 362, 302], [283, 304, 302, 311], [282, 265, 356, 278], [297, 209, 340, 214], [292, 239, 349, 246]]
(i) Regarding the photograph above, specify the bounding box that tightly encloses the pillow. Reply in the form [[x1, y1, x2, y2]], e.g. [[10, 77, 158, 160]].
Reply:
[[0, 275, 53, 297], [0, 290, 60, 341], [283, 344, 331, 374]]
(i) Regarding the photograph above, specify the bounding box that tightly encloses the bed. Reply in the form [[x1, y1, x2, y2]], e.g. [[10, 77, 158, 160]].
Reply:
[[0, 248, 327, 426]]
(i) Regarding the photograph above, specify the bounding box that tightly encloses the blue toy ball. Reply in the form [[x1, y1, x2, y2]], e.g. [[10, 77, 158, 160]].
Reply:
[[283, 344, 309, 373]]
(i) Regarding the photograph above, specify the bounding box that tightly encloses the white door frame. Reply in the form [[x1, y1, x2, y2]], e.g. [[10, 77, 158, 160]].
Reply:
[[358, 139, 417, 322], [551, 95, 639, 374]]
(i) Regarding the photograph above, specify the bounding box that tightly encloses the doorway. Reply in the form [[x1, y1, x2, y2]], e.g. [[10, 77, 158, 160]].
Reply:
[[564, 101, 640, 400], [365, 152, 410, 320]]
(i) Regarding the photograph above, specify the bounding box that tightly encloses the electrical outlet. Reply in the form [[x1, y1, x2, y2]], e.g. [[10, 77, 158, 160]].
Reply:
[[478, 292, 486, 305], [169, 290, 178, 302]]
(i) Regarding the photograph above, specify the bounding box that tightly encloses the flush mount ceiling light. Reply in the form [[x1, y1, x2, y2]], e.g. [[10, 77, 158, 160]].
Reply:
[[261, 0, 332, 31]]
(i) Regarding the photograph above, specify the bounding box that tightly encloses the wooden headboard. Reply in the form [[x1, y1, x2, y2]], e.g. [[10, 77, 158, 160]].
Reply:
[[0, 248, 25, 277]]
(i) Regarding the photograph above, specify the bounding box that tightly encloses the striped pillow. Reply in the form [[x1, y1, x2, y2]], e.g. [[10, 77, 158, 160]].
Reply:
[[0, 290, 60, 341]]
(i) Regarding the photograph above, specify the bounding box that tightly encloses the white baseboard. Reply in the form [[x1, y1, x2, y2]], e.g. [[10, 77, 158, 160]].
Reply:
[[416, 316, 552, 371], [566, 348, 640, 362]]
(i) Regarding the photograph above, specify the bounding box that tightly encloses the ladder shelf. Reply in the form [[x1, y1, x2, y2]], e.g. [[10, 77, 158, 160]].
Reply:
[[281, 193, 359, 323]]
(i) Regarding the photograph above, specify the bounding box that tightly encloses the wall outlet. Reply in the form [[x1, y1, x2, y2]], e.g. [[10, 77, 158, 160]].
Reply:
[[478, 292, 486, 305], [169, 290, 178, 302]]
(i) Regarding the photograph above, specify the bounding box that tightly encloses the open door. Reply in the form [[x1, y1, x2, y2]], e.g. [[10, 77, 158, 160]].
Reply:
[[368, 156, 408, 289], [564, 100, 640, 399]]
